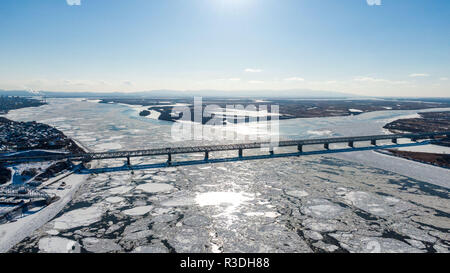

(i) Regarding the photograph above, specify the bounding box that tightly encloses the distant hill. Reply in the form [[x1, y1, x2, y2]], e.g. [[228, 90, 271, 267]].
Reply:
[[0, 90, 40, 97], [0, 89, 359, 99]]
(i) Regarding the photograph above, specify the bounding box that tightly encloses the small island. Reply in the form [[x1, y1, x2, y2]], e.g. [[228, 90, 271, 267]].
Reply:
[[139, 110, 150, 117]]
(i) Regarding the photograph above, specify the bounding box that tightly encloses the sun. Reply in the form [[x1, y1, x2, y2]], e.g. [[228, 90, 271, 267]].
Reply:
[[214, 0, 255, 10]]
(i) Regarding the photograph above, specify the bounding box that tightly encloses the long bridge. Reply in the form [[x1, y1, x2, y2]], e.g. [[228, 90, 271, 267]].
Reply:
[[1, 131, 449, 171]]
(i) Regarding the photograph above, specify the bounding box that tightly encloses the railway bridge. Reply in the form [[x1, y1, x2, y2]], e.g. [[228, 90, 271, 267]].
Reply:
[[0, 131, 449, 171]]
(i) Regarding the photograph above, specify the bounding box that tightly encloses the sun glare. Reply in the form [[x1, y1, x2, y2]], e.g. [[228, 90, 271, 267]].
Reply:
[[214, 0, 254, 10]]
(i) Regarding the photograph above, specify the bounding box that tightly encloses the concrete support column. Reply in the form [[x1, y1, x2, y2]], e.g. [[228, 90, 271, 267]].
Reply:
[[392, 138, 398, 144], [167, 153, 172, 165], [126, 156, 131, 166], [371, 139, 377, 146], [204, 151, 209, 161], [238, 148, 243, 158], [324, 143, 330, 150], [297, 145, 303, 153], [269, 150, 274, 156], [348, 141, 354, 148]]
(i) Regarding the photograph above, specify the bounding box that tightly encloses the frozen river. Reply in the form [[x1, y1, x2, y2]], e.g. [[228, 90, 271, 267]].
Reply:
[[3, 99, 450, 253]]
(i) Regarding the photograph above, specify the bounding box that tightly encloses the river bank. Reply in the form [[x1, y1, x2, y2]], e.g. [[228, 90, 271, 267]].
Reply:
[[381, 111, 450, 167], [0, 98, 92, 252]]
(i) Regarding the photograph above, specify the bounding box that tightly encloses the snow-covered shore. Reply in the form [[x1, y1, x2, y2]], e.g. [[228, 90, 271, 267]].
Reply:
[[334, 150, 450, 189], [394, 144, 450, 154], [0, 172, 91, 252], [0, 133, 94, 253]]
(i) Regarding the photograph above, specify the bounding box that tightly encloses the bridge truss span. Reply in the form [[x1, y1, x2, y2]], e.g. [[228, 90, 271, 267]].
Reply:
[[0, 131, 449, 166]]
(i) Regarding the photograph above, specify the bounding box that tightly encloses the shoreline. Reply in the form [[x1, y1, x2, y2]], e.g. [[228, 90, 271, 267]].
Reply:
[[333, 150, 450, 189], [0, 104, 94, 252], [381, 110, 450, 168], [0, 137, 95, 253], [0, 171, 93, 252]]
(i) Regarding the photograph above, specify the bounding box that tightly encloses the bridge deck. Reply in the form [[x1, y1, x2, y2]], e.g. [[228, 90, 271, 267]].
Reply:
[[0, 131, 449, 164]]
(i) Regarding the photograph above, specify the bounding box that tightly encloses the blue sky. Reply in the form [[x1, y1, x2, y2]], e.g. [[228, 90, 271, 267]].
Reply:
[[0, 0, 449, 96]]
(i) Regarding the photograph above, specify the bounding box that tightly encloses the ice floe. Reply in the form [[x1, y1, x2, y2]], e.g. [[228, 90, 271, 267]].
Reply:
[[286, 190, 309, 198], [136, 183, 175, 193], [329, 233, 424, 253], [132, 244, 169, 253], [38, 237, 80, 253], [161, 196, 196, 207], [343, 191, 410, 217], [52, 205, 104, 230], [105, 196, 125, 203], [82, 237, 122, 253], [108, 186, 133, 195], [301, 199, 345, 219], [122, 205, 153, 216]]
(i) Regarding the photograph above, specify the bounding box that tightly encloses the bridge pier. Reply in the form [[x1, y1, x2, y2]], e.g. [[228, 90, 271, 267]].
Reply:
[[238, 148, 243, 158], [126, 156, 131, 166], [324, 143, 330, 150], [204, 151, 209, 161], [269, 149, 274, 156], [297, 144, 303, 153], [348, 141, 354, 148], [392, 138, 398, 144], [371, 139, 377, 146], [167, 153, 172, 165]]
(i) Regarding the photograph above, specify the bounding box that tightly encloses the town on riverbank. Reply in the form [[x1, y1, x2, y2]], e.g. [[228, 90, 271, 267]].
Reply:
[[0, 96, 86, 225]]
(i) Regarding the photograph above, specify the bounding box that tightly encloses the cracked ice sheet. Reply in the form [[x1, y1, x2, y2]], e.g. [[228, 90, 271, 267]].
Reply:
[[10, 151, 450, 254], [52, 205, 106, 230]]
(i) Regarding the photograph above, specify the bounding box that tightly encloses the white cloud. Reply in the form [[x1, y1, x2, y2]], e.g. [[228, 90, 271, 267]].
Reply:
[[354, 76, 386, 82], [228, 78, 241, 81], [353, 77, 408, 85], [284, 77, 305, 82], [409, 73, 429, 78], [248, 80, 264, 84], [244, 68, 263, 73], [66, 0, 81, 6], [61, 79, 90, 86], [366, 0, 381, 6], [439, 77, 448, 81], [123, 80, 134, 86]]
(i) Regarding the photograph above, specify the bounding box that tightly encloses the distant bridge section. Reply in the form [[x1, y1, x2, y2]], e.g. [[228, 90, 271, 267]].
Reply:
[[1, 131, 449, 166]]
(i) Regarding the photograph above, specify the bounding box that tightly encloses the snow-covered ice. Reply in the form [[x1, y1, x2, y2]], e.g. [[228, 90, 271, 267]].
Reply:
[[52, 205, 105, 230], [122, 206, 153, 216], [136, 183, 175, 193], [38, 237, 80, 253]]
